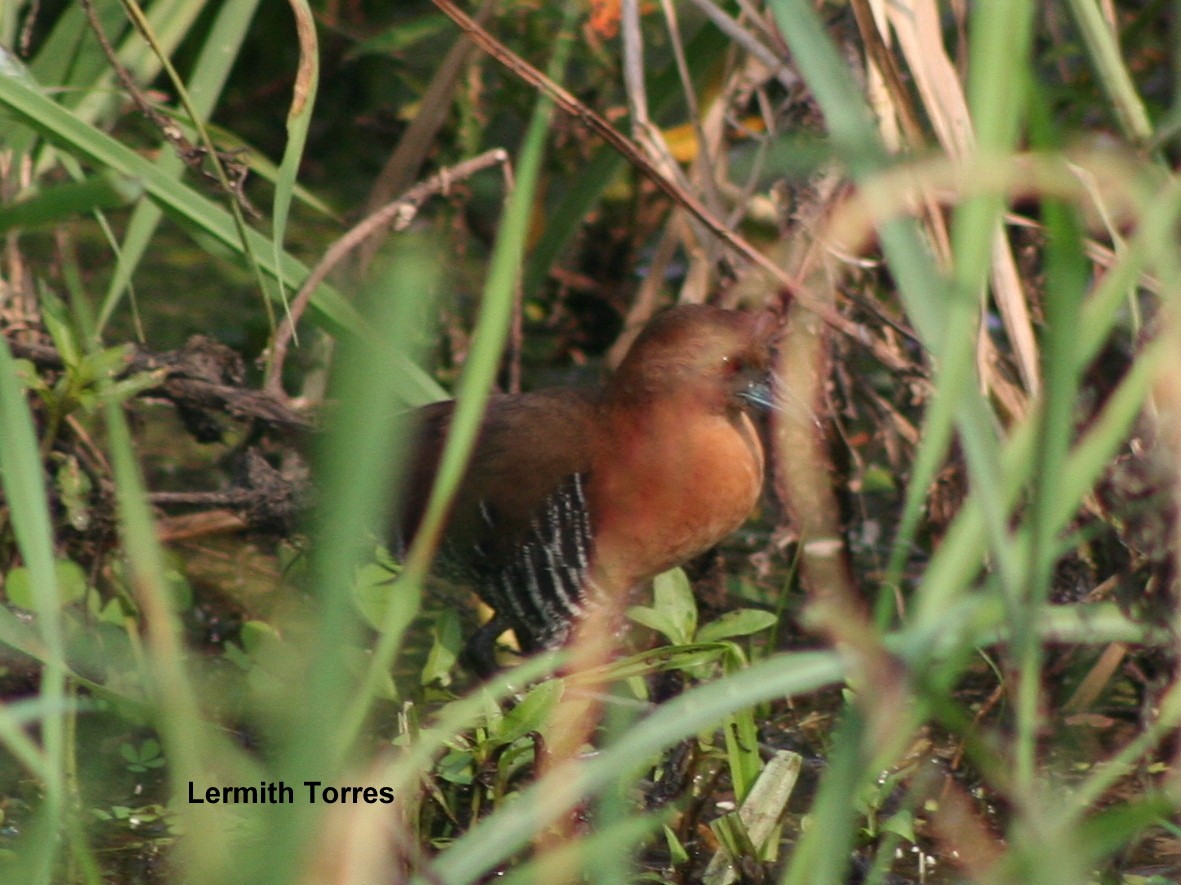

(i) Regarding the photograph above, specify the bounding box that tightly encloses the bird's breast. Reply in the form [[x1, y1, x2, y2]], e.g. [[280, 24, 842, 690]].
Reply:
[[588, 405, 764, 591]]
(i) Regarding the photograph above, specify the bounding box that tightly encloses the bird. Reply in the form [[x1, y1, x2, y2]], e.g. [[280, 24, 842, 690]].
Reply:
[[396, 304, 776, 671]]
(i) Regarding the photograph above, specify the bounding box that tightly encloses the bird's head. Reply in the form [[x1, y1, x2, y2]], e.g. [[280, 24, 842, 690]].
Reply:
[[607, 305, 777, 415]]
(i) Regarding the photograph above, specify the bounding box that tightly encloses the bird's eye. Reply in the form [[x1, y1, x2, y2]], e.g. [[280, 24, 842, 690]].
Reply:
[[721, 354, 744, 376]]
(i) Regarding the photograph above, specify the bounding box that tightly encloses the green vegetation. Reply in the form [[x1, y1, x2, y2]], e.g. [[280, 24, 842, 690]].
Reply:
[[2, 1, 1180, 883]]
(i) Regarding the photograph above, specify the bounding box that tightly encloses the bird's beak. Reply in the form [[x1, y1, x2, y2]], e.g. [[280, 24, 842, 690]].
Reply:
[[737, 374, 778, 412]]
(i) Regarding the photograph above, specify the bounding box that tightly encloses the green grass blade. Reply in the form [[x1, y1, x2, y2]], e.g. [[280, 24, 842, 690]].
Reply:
[[1066, 0, 1153, 142], [100, 0, 264, 333], [0, 170, 142, 231], [268, 0, 319, 330], [780, 712, 863, 885], [101, 394, 246, 883], [0, 320, 68, 885]]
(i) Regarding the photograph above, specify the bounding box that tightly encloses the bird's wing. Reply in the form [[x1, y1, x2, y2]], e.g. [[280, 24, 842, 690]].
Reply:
[[398, 389, 601, 649]]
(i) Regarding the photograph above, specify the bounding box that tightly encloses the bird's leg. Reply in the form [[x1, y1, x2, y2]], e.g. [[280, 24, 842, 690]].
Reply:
[[459, 615, 515, 677]]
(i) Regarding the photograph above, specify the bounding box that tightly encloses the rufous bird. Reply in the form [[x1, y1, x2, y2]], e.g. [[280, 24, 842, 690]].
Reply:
[[398, 304, 776, 671]]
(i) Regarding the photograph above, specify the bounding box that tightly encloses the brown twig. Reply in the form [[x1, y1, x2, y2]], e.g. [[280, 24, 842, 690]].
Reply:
[[357, 0, 501, 274], [6, 334, 313, 432], [148, 449, 309, 533], [4, 333, 313, 537], [79, 0, 255, 215], [263, 149, 513, 397]]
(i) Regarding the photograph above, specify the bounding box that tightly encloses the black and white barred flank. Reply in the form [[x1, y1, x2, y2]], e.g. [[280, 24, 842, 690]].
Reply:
[[472, 472, 601, 650]]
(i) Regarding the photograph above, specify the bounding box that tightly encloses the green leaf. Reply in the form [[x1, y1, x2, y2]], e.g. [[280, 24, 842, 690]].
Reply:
[[626, 604, 681, 644], [90, 595, 128, 627], [708, 810, 758, 866], [880, 810, 916, 843], [860, 464, 897, 493], [5, 559, 87, 610], [37, 287, 80, 368], [723, 704, 761, 805], [498, 679, 564, 745], [0, 171, 143, 233], [597, 643, 729, 681], [11, 358, 49, 394], [650, 567, 697, 644], [339, 645, 397, 701], [53, 454, 93, 532], [696, 609, 779, 644], [163, 561, 193, 611], [422, 609, 462, 686], [239, 620, 281, 657], [350, 560, 400, 631], [348, 14, 451, 58], [436, 749, 475, 786], [74, 344, 133, 388], [140, 738, 164, 765], [95, 370, 168, 408], [121, 741, 159, 772], [663, 824, 690, 865]]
